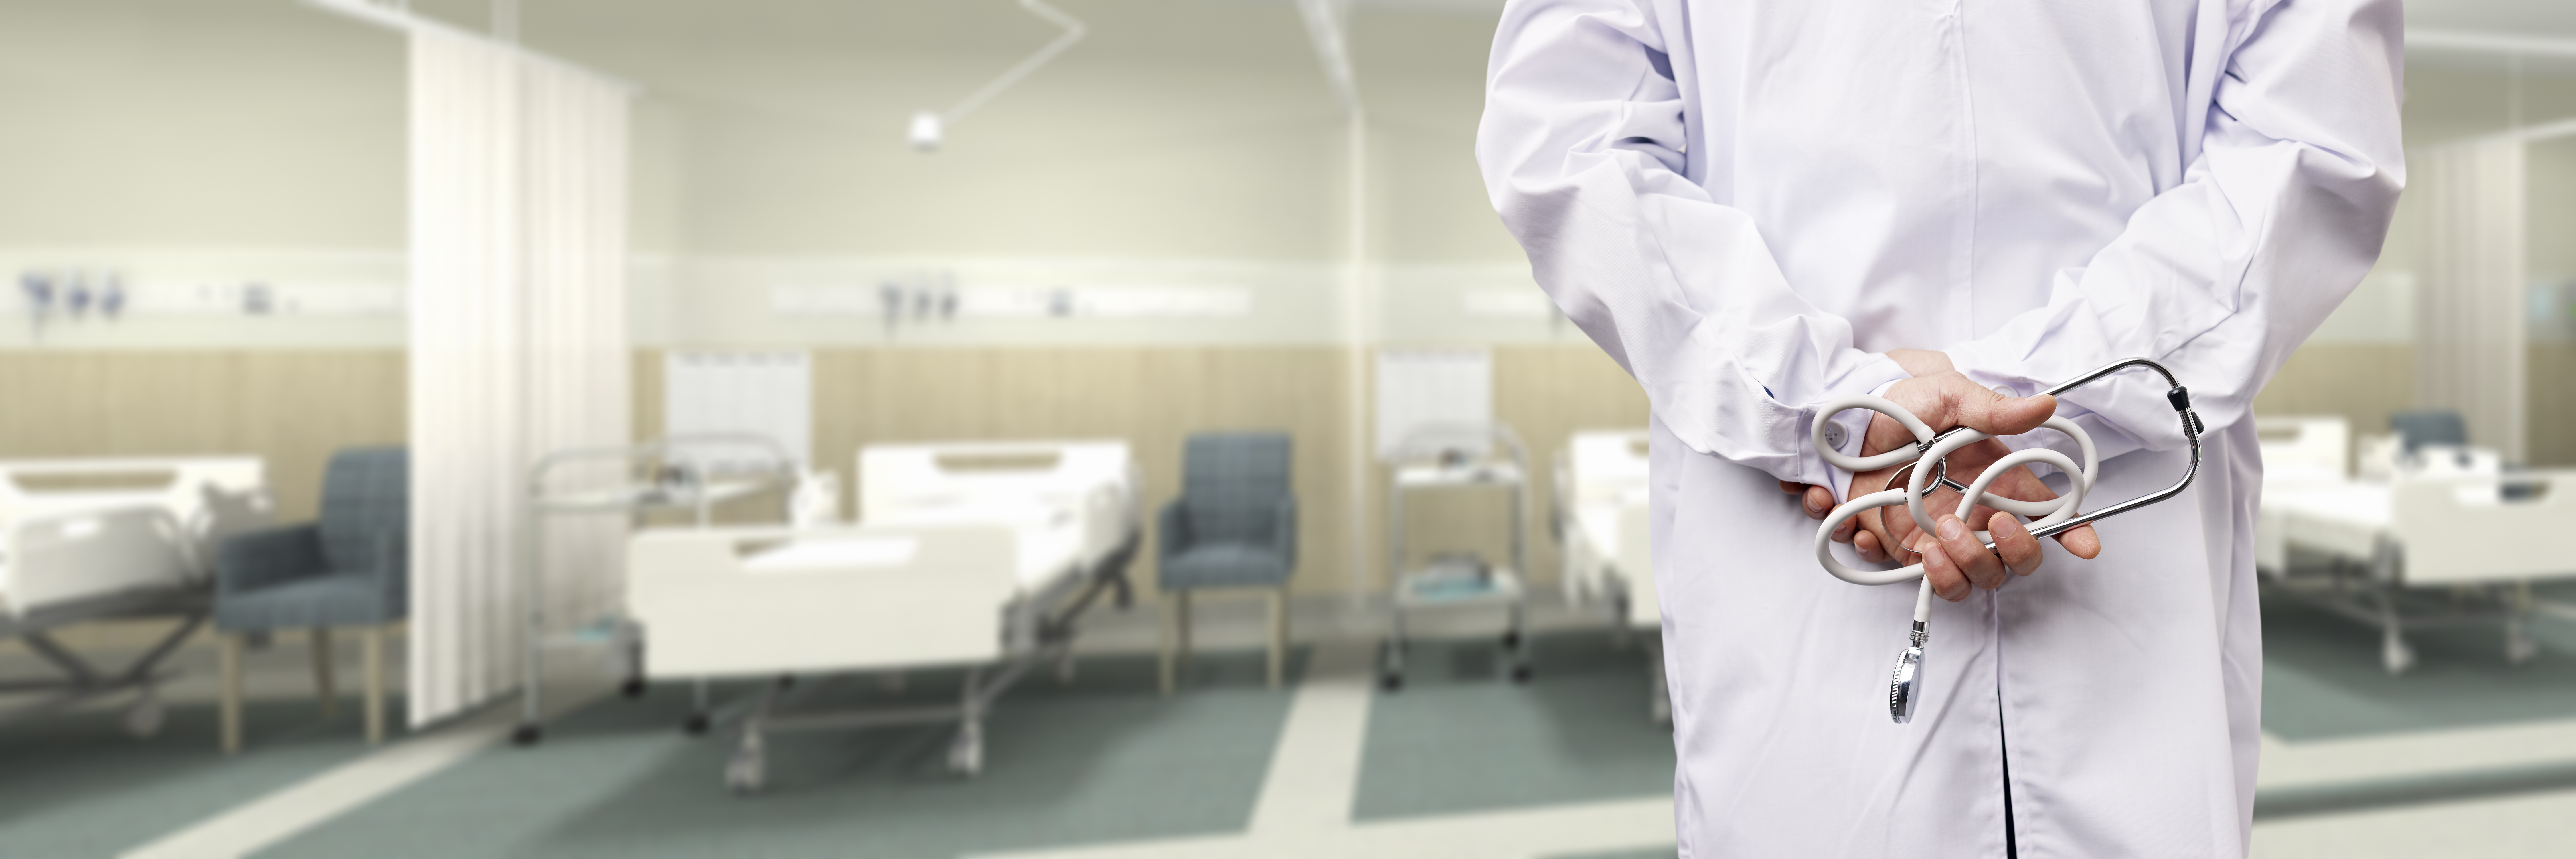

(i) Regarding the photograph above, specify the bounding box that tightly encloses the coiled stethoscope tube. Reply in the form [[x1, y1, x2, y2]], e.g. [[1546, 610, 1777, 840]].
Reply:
[[1808, 358, 2205, 724]]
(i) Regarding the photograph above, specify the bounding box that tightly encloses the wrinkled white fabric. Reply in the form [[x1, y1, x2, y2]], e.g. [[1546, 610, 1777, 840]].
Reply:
[[1477, 0, 2403, 856]]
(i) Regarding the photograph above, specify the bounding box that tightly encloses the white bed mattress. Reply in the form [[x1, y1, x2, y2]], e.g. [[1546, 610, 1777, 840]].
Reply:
[[2259, 479, 2389, 570], [0, 458, 268, 617], [861, 501, 1087, 589]]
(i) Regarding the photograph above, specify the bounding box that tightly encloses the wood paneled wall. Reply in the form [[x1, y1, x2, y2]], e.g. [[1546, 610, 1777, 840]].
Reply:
[[2249, 343, 2576, 468], [636, 344, 1649, 598], [10, 340, 2545, 608], [0, 351, 406, 519]]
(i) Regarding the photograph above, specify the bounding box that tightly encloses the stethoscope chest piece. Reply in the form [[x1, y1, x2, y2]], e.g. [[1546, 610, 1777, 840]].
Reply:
[[1889, 624, 1925, 724]]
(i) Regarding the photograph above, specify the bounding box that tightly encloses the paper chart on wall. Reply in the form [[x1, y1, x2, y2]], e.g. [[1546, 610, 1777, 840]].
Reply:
[[663, 350, 812, 472]]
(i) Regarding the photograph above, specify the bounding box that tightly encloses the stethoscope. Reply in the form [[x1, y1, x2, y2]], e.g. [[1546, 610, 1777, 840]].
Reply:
[[1808, 358, 2205, 724]]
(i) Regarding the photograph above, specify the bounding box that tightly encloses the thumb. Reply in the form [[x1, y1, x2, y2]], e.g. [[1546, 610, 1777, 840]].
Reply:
[[1952, 386, 2055, 437]]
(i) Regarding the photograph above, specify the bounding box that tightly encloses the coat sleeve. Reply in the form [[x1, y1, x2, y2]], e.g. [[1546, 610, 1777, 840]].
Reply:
[[1476, 0, 1907, 496], [1942, 0, 2406, 461]]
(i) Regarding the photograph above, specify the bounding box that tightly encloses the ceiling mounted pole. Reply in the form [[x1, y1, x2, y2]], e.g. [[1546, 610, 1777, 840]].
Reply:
[[909, 0, 1088, 151]]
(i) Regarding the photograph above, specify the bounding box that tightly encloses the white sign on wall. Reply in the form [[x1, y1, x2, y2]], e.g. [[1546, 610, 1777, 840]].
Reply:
[[1376, 348, 1492, 461], [663, 350, 812, 471]]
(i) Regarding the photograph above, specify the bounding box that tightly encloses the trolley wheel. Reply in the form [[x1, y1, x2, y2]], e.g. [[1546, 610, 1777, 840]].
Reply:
[[512, 723, 544, 746], [1511, 664, 1534, 684], [725, 745, 766, 795], [2381, 636, 2416, 675], [621, 677, 646, 699], [683, 713, 711, 736], [2508, 631, 2541, 665], [123, 688, 166, 739], [1380, 672, 1404, 692], [947, 729, 985, 776], [1501, 630, 1522, 650]]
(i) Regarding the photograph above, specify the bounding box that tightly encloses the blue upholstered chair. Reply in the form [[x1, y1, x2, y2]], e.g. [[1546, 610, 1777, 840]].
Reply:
[[1157, 432, 1295, 694], [213, 447, 408, 752], [2389, 410, 2470, 454]]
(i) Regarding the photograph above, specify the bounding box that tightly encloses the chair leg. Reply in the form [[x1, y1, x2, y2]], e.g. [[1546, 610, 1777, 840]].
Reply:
[[363, 626, 386, 745], [219, 633, 243, 754], [1158, 592, 1180, 697], [312, 627, 337, 720], [1267, 588, 1287, 689]]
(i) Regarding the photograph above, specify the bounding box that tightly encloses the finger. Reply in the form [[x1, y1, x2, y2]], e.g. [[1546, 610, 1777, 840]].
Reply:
[[1803, 485, 1833, 520], [1983, 464, 2059, 506], [1779, 480, 1804, 495], [1988, 511, 2043, 576], [1881, 509, 1923, 565], [1936, 514, 2008, 591], [2055, 523, 2102, 559], [1855, 529, 1887, 564], [1832, 511, 1859, 543], [1921, 540, 1969, 601], [1951, 385, 2057, 438]]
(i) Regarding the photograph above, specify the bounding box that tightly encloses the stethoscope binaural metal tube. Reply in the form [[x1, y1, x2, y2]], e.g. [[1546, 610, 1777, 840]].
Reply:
[[1809, 358, 2204, 723]]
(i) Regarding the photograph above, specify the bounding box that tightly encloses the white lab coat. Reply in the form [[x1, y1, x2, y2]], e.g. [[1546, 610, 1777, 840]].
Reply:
[[1477, 0, 2402, 856]]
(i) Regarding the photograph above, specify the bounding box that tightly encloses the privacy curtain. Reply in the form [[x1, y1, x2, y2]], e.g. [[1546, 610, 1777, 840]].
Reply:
[[409, 28, 632, 727], [2417, 137, 2526, 462]]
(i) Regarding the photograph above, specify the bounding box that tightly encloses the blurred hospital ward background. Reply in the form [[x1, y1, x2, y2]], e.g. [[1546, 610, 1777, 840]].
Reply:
[[0, 0, 2572, 856]]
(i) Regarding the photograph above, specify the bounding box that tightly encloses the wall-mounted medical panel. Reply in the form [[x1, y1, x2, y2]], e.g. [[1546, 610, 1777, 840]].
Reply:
[[660, 255, 1339, 347], [0, 248, 410, 349]]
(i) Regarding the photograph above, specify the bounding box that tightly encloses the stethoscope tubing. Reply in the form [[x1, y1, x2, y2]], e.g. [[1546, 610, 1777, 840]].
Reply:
[[1805, 357, 2204, 723]]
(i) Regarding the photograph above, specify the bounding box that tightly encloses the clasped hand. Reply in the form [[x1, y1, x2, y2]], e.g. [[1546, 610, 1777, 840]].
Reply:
[[1778, 351, 2103, 602]]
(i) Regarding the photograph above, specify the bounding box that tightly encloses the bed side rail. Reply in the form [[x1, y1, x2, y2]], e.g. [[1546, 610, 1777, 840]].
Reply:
[[2393, 470, 2576, 584]]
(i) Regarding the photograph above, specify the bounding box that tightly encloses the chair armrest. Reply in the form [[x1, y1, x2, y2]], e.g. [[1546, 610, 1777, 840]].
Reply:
[[215, 524, 324, 596], [1157, 498, 1191, 562], [1271, 494, 1297, 569]]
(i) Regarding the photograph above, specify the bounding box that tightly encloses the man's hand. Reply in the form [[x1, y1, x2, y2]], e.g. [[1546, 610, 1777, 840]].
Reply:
[[1780, 352, 2101, 602]]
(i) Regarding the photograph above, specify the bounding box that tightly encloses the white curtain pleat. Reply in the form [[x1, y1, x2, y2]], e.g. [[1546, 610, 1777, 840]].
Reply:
[[408, 29, 630, 728], [2418, 138, 2527, 462]]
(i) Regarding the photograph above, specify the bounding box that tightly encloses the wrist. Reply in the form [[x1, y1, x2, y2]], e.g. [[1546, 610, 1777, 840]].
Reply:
[[1885, 349, 1955, 377]]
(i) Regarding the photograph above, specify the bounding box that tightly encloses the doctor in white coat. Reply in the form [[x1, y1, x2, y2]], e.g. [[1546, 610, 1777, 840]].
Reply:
[[1477, 0, 2402, 856]]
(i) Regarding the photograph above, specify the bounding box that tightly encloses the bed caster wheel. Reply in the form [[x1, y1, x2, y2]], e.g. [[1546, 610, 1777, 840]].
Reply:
[[512, 724, 543, 746], [725, 748, 766, 795], [683, 713, 711, 736], [2507, 633, 2539, 666], [1501, 630, 1522, 649], [1510, 665, 1533, 684], [123, 689, 165, 739], [946, 731, 984, 776], [2381, 637, 2415, 675], [1379, 672, 1403, 692], [621, 677, 646, 698]]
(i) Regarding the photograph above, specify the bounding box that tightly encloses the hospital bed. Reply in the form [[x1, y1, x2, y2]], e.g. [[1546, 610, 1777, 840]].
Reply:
[[0, 458, 270, 735], [625, 439, 1139, 793], [2254, 417, 2576, 673], [1552, 430, 1666, 723], [513, 433, 811, 745]]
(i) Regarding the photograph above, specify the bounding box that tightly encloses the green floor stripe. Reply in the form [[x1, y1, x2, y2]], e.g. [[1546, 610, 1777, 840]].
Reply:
[[0, 696, 403, 857], [1356, 632, 1674, 822], [256, 651, 1299, 859]]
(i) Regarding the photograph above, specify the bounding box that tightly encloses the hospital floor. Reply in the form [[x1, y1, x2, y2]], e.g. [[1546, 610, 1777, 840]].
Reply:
[[8, 592, 2576, 858]]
